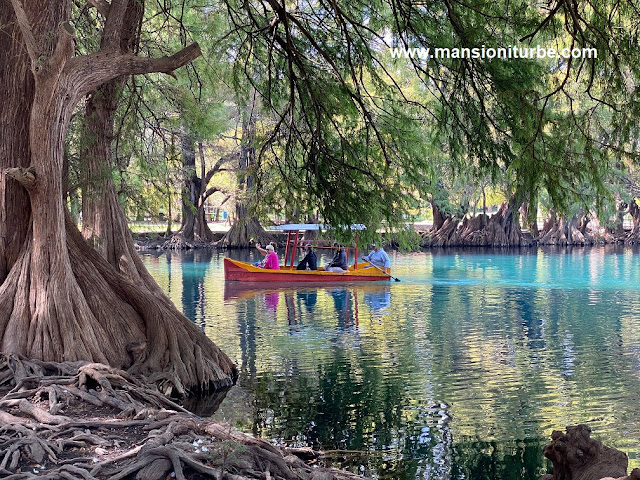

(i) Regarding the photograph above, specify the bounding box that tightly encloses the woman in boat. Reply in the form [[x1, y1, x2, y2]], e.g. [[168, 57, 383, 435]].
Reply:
[[297, 243, 318, 270], [254, 241, 277, 267], [326, 243, 348, 273], [260, 244, 280, 270]]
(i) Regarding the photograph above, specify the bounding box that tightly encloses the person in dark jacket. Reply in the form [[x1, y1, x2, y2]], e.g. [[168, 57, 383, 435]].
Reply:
[[326, 242, 348, 272], [297, 243, 318, 270]]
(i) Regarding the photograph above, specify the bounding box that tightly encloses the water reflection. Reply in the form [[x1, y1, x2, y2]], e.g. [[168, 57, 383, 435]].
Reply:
[[140, 247, 640, 479]]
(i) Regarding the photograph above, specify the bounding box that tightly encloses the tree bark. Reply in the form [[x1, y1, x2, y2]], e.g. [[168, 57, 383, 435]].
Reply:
[[80, 0, 143, 273], [177, 139, 218, 244], [0, 2, 34, 284], [220, 101, 270, 248], [0, 0, 236, 395], [179, 131, 199, 241], [625, 200, 640, 244], [537, 211, 594, 246], [423, 201, 531, 247]]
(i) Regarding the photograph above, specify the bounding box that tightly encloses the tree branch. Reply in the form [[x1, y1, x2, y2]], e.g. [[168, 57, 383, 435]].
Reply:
[[85, 0, 111, 18], [9, 0, 39, 67], [203, 187, 225, 202], [65, 43, 202, 100], [4, 167, 37, 190]]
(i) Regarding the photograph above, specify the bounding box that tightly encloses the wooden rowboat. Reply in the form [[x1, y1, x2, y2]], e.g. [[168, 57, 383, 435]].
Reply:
[[223, 258, 390, 283]]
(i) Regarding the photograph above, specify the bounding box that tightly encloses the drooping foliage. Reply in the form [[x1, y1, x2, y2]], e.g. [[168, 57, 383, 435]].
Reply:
[[221, 0, 640, 237]]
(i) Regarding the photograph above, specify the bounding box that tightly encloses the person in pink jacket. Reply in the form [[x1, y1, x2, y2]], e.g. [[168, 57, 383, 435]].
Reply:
[[261, 244, 280, 270]]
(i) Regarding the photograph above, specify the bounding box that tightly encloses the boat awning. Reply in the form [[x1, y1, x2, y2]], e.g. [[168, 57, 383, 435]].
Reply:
[[267, 224, 366, 232]]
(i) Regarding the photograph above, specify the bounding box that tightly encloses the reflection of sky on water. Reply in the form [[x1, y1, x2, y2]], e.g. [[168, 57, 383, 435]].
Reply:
[[140, 246, 640, 479]]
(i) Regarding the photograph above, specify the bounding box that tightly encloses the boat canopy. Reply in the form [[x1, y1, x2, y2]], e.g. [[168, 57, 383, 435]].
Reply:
[[267, 223, 366, 231]]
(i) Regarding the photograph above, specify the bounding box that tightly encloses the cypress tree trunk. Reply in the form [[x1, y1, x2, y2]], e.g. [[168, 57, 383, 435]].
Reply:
[[0, 0, 236, 395], [220, 103, 270, 247], [179, 131, 198, 241], [80, 0, 143, 278], [0, 2, 34, 284]]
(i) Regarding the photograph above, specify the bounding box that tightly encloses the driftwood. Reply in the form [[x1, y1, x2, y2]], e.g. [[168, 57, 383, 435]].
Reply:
[[0, 354, 363, 480], [540, 424, 640, 480]]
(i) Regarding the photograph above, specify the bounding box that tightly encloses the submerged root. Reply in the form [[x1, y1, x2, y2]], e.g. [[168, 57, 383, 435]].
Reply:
[[0, 355, 363, 480]]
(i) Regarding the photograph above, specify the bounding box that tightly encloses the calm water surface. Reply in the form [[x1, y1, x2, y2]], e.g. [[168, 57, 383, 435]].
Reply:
[[140, 247, 640, 479]]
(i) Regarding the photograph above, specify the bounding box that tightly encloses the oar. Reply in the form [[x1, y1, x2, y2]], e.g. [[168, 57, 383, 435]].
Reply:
[[367, 262, 401, 282]]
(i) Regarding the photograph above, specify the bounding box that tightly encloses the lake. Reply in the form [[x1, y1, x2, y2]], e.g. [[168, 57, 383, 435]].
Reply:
[[140, 246, 640, 479]]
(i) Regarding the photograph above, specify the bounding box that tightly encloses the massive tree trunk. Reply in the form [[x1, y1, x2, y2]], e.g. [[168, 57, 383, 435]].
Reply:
[[0, 0, 236, 395], [423, 201, 531, 247], [421, 201, 460, 246], [220, 103, 270, 248], [0, 2, 33, 284], [177, 138, 218, 244], [179, 131, 198, 241], [80, 0, 143, 277], [537, 210, 595, 245]]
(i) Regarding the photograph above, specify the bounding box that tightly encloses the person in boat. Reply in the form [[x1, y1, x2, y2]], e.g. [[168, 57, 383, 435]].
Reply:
[[363, 244, 391, 273], [254, 241, 277, 267], [326, 242, 348, 273], [297, 243, 318, 271], [260, 244, 280, 270]]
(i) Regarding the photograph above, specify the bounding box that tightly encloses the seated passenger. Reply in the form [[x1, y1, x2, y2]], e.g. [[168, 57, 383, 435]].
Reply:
[[261, 244, 280, 270], [362, 244, 391, 273], [326, 242, 347, 273], [254, 241, 277, 267], [297, 243, 318, 270]]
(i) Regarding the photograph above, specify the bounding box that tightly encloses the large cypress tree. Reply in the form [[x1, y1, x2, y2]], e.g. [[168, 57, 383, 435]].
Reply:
[[0, 0, 236, 395]]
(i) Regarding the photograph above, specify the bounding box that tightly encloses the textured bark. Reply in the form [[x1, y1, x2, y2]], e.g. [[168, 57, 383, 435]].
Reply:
[[431, 201, 447, 231], [0, 0, 236, 394], [0, 2, 34, 284], [539, 425, 638, 480], [537, 211, 596, 245], [80, 0, 143, 272], [624, 200, 640, 244], [176, 139, 224, 245], [179, 131, 199, 241], [424, 201, 530, 247], [220, 104, 270, 247]]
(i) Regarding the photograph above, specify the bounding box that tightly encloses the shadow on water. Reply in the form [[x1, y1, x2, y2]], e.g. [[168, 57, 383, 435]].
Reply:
[[180, 388, 231, 417]]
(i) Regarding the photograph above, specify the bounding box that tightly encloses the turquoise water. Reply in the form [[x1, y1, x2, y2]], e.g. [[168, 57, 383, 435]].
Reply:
[[140, 247, 640, 479]]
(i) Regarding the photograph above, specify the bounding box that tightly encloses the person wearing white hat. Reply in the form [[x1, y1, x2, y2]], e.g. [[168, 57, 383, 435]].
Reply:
[[260, 243, 280, 270]]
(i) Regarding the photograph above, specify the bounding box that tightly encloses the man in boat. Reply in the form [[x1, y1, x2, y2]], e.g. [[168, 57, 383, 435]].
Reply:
[[297, 243, 318, 270], [363, 244, 391, 273], [326, 242, 348, 273]]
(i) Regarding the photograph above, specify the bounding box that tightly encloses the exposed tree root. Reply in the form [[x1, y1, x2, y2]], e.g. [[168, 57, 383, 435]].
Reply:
[[539, 424, 640, 480], [0, 215, 237, 397], [218, 217, 275, 248], [422, 202, 531, 247], [0, 355, 363, 480]]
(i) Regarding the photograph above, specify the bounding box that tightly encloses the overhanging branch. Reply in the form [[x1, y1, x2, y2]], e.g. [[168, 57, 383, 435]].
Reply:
[[66, 43, 202, 100], [85, 0, 111, 18]]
